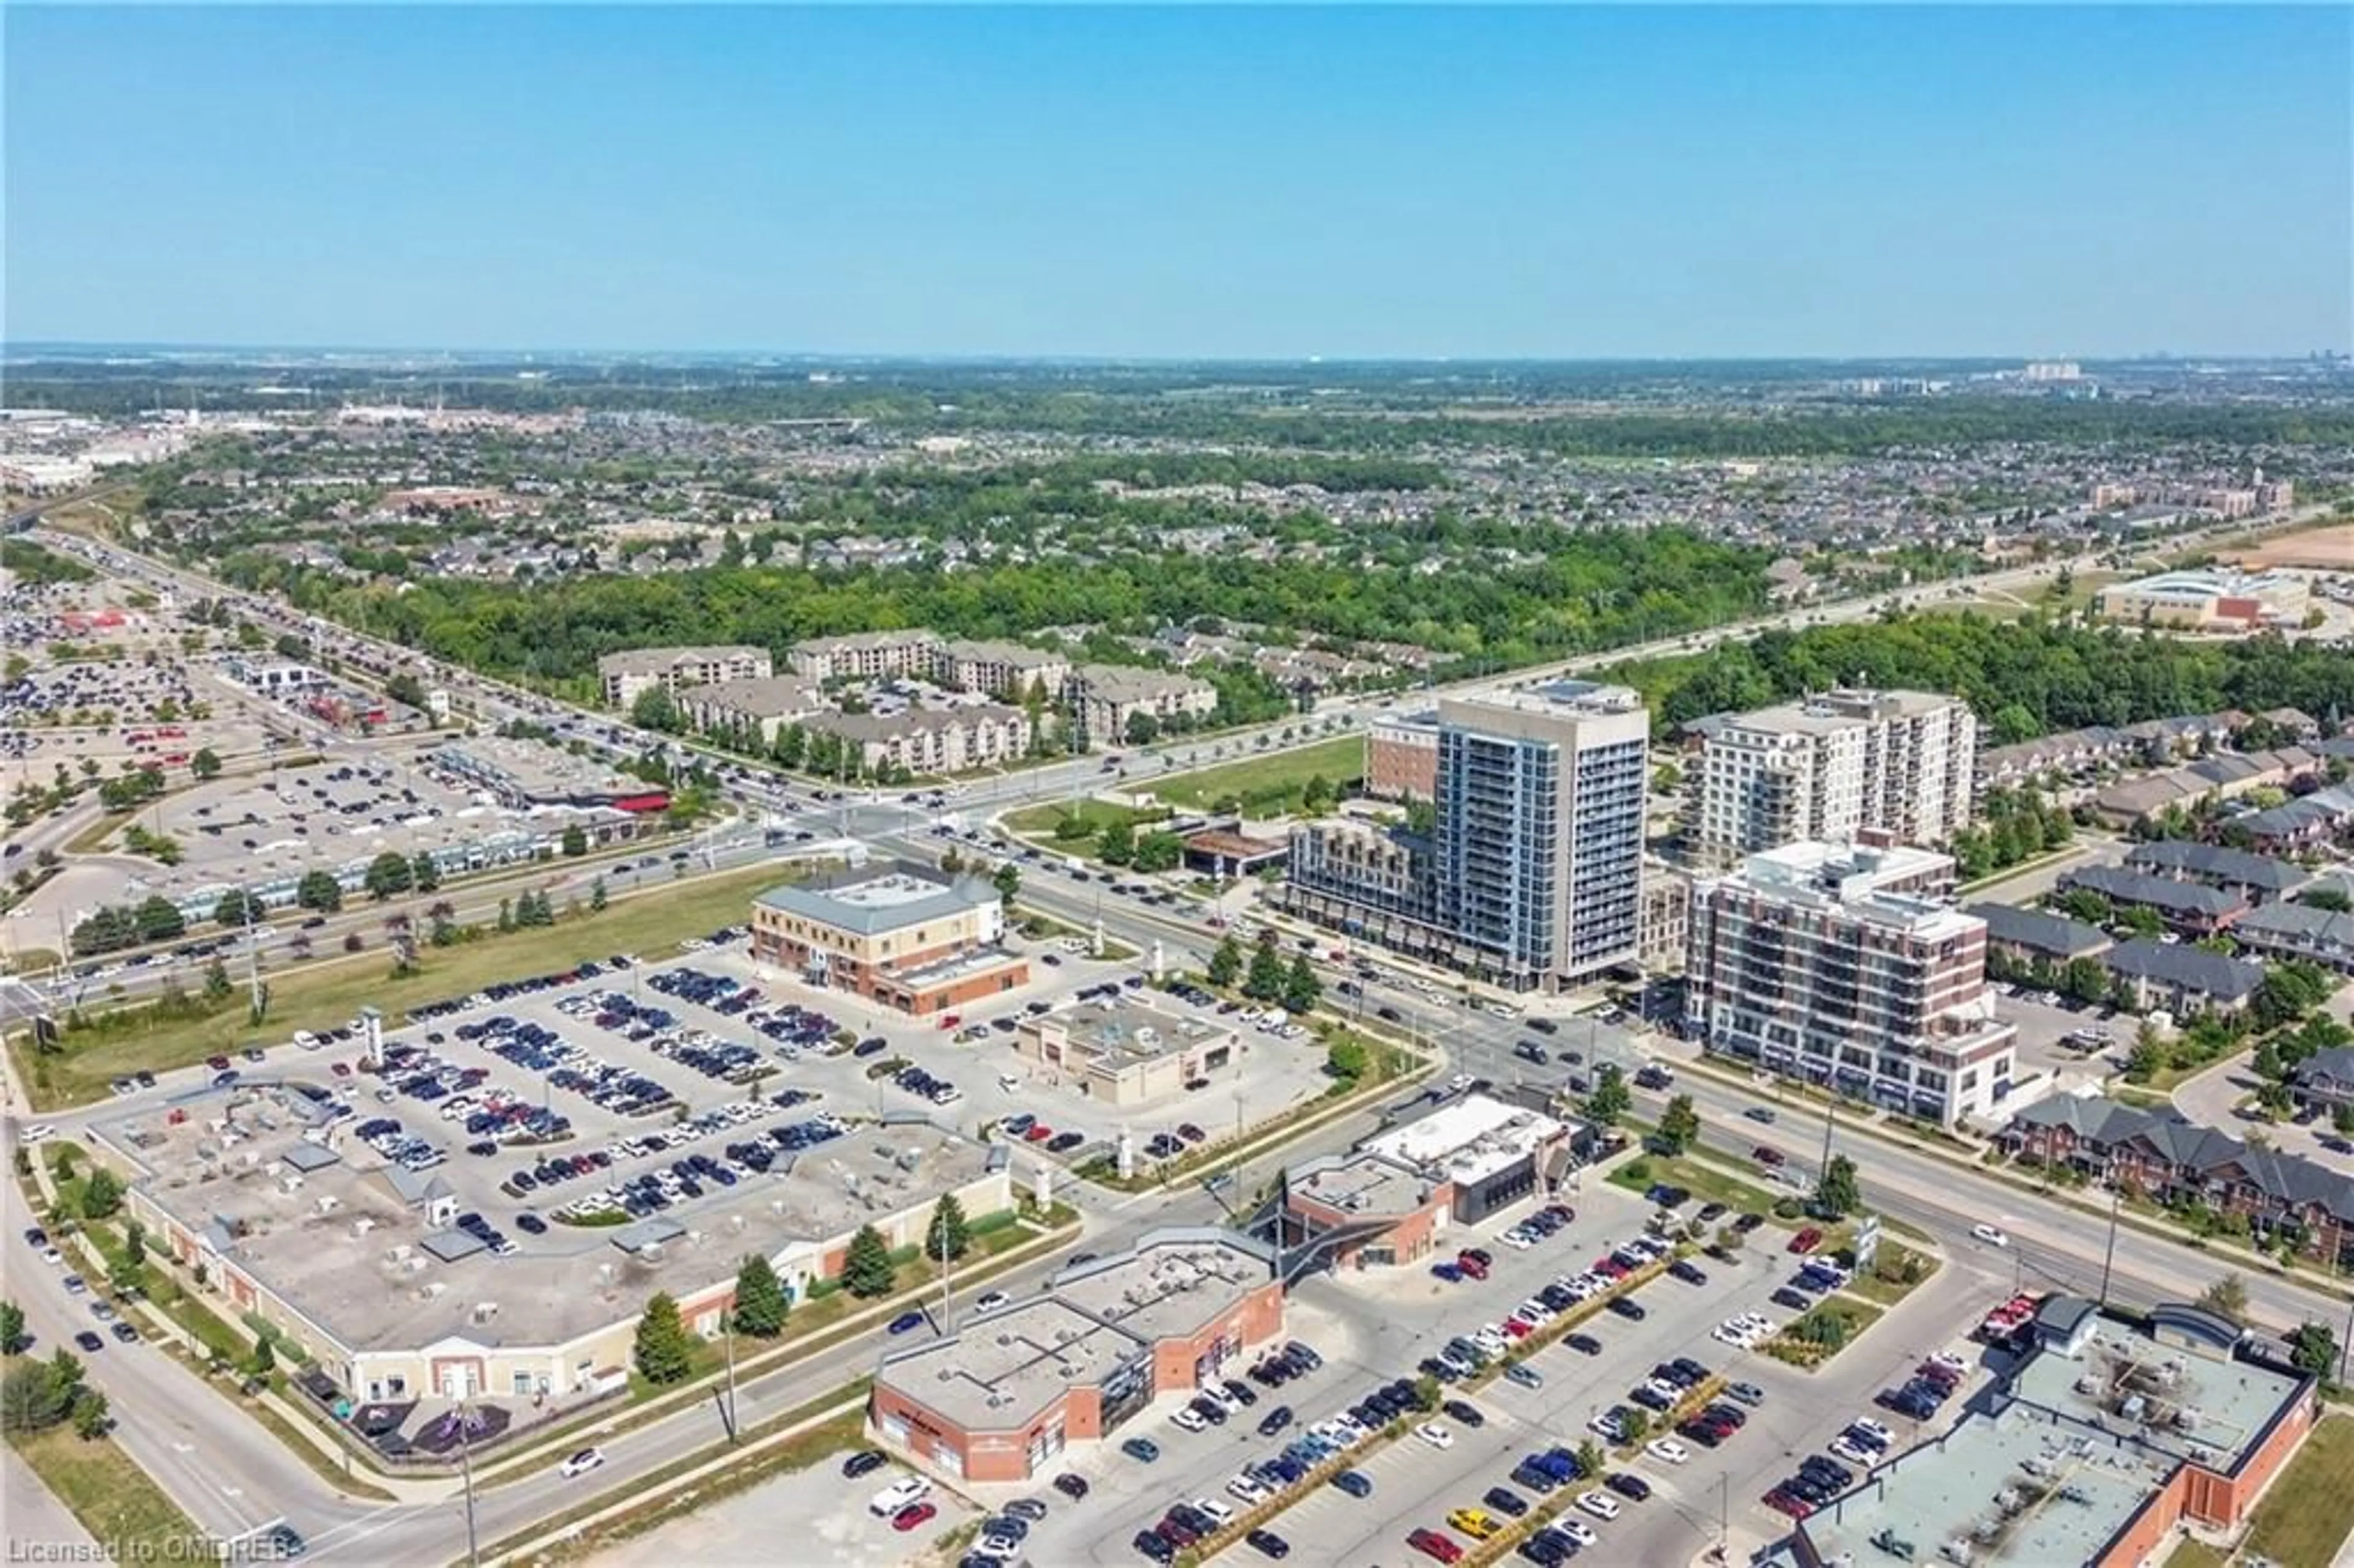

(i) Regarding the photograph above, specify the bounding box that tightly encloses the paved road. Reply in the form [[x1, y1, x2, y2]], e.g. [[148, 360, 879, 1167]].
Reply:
[[0, 1445, 99, 1556]]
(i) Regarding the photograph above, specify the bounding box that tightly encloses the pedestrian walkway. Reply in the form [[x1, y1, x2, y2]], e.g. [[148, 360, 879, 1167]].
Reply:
[[2, 1445, 99, 1555]]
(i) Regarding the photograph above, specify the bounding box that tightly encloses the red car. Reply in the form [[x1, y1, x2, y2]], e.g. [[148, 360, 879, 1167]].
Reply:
[[1503, 1318, 1534, 1339], [891, 1501, 937, 1532], [1763, 1490, 1813, 1518], [1753, 1146, 1785, 1166], [1788, 1227, 1824, 1255], [1594, 1257, 1630, 1278], [1407, 1528, 1465, 1564], [207, 1055, 232, 1072], [936, 1014, 962, 1030], [1456, 1255, 1489, 1281], [1023, 1124, 1056, 1143]]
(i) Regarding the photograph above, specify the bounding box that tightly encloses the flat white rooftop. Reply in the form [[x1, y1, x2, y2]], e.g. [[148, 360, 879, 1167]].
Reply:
[[1364, 1093, 1565, 1188]]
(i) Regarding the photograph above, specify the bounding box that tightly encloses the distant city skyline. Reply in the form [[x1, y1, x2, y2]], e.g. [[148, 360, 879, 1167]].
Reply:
[[8, 6, 2348, 359]]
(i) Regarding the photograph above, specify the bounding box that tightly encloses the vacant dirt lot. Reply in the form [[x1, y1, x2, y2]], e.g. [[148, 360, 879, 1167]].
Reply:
[[2221, 522, 2354, 569]]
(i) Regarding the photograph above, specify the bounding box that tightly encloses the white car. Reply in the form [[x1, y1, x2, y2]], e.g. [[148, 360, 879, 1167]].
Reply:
[[1588, 1412, 1626, 1440], [1171, 1406, 1209, 1433], [1227, 1474, 1271, 1505], [1577, 1490, 1621, 1521], [21, 1125, 55, 1144], [1830, 1437, 1876, 1467], [558, 1447, 605, 1478], [1853, 1418, 1894, 1446], [1499, 1230, 1534, 1250], [40, 1247, 63, 1267], [1192, 1497, 1235, 1527], [1472, 1328, 1509, 1357], [973, 1291, 1011, 1314], [870, 1476, 932, 1516], [1414, 1421, 1455, 1451], [1971, 1223, 2010, 1248], [1556, 1518, 1598, 1548], [1927, 1353, 1969, 1378], [1646, 1437, 1691, 1466], [972, 1537, 1021, 1563]]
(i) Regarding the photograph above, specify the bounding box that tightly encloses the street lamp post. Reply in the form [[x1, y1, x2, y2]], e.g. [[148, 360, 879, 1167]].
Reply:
[[457, 1392, 482, 1568]]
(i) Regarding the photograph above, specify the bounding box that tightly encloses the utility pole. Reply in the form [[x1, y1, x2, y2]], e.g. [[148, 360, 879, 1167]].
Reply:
[[720, 1315, 741, 1443], [2096, 1180, 2123, 1306], [457, 1392, 481, 1568]]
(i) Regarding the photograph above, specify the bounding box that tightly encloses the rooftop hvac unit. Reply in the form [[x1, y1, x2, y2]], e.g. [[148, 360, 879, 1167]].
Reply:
[[421, 1281, 446, 1299], [2174, 1407, 2202, 1431]]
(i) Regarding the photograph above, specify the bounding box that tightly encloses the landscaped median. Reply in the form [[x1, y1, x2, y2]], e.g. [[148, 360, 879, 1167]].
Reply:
[[476, 1383, 874, 1566]]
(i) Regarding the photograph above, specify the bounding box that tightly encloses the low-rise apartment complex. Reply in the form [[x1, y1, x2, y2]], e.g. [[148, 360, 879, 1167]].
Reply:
[[596, 644, 772, 708]]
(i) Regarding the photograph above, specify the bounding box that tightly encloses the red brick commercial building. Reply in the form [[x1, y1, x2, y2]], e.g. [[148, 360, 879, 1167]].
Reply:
[[869, 1231, 1284, 1483], [1781, 1300, 2320, 1568], [750, 862, 1028, 1016]]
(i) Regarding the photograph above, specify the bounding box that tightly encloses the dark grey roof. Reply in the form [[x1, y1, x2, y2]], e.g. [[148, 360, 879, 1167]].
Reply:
[[2103, 938, 2264, 1002], [2293, 1046, 2354, 1089], [2124, 841, 2308, 893], [2061, 865, 2244, 918], [2033, 1295, 2099, 1341], [281, 1141, 341, 1173], [420, 1229, 487, 1263], [2002, 1096, 2354, 1225], [2242, 785, 2354, 840], [1965, 902, 2112, 958], [2149, 1303, 2245, 1353], [2236, 903, 2354, 950]]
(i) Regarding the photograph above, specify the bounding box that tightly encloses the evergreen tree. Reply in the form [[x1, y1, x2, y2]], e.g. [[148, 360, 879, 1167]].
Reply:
[[1244, 938, 1287, 1001], [1583, 1065, 1631, 1128], [1282, 955, 1322, 1014], [1814, 1154, 1862, 1218], [590, 876, 608, 913], [842, 1224, 896, 1298], [0, 1301, 23, 1355], [633, 1292, 695, 1385], [1657, 1094, 1701, 1154], [1207, 935, 1243, 989], [731, 1255, 790, 1338], [926, 1195, 971, 1264], [992, 861, 1021, 909], [80, 1168, 122, 1221]]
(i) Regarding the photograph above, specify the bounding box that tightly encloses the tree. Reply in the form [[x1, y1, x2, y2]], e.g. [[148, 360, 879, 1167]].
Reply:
[[80, 1167, 123, 1221], [731, 1255, 790, 1338], [1282, 955, 1322, 1014], [190, 747, 222, 781], [1814, 1154, 1862, 1219], [561, 823, 588, 858], [364, 851, 414, 901], [630, 685, 680, 733], [134, 895, 185, 944], [1124, 710, 1160, 747], [123, 1222, 147, 1272], [1619, 1407, 1651, 1446], [2062, 956, 2109, 1006], [296, 869, 343, 913], [842, 1224, 896, 1299], [1300, 774, 1336, 816], [249, 1335, 275, 1377], [204, 956, 234, 1003], [1583, 1066, 1631, 1129], [1207, 935, 1243, 989], [992, 861, 1021, 910], [213, 888, 265, 929], [1325, 1035, 1370, 1083], [1132, 831, 1183, 873], [926, 1194, 971, 1264], [0, 1301, 23, 1355], [589, 876, 609, 913], [1657, 1095, 1701, 1155], [1577, 1437, 1607, 1480], [631, 1292, 694, 1385], [2285, 1320, 2337, 1380], [0, 1361, 73, 1434], [411, 853, 441, 893], [2196, 1272, 2250, 1325], [1097, 818, 1136, 867], [1244, 937, 1287, 1002]]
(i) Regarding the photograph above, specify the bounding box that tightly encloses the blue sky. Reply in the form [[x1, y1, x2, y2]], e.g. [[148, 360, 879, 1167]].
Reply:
[[7, 6, 2348, 357]]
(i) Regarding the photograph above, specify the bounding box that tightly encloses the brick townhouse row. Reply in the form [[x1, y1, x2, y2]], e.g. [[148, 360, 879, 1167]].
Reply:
[[1998, 1096, 2354, 1267]]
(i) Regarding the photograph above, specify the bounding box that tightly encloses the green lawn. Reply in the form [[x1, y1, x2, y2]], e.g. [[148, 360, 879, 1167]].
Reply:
[[1765, 1296, 1884, 1368], [2230, 1413, 2354, 1568], [1607, 1146, 1791, 1222], [1843, 1241, 1940, 1307], [9, 860, 801, 1108], [1150, 734, 1366, 813], [6, 1428, 202, 1556]]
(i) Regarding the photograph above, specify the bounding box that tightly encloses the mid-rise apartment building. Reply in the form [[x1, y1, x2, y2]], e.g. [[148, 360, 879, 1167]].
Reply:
[[596, 645, 772, 709], [1366, 710, 1441, 801], [1685, 839, 2016, 1128], [801, 705, 1033, 778], [1686, 688, 1976, 870]]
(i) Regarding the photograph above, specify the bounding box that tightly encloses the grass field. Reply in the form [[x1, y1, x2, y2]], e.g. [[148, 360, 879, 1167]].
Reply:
[[2224, 1413, 2354, 1567], [1149, 734, 1366, 813], [6, 1428, 203, 1555], [9, 861, 799, 1108], [1843, 1241, 1940, 1307], [1608, 1146, 1791, 1224]]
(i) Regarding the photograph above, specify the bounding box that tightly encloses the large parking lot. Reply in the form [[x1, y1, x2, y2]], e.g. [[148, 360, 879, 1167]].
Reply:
[[942, 1176, 2003, 1568]]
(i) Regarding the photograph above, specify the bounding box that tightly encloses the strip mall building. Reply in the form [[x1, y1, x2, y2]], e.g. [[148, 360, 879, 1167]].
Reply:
[[870, 1230, 1284, 1482]]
